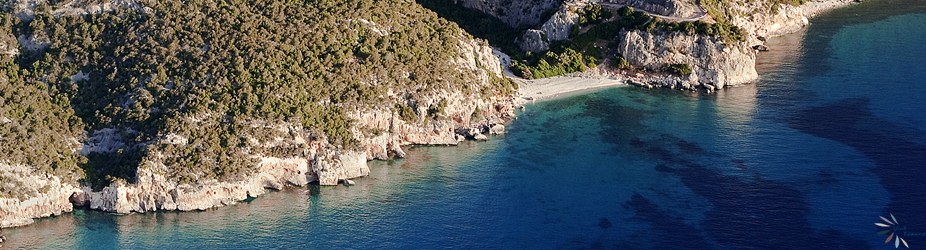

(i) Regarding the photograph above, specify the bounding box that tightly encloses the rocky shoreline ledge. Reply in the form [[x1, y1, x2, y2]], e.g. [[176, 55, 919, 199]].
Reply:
[[1, 102, 517, 228], [1, 0, 862, 229]]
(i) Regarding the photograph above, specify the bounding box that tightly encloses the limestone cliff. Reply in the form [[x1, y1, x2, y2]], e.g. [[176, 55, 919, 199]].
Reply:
[[617, 30, 758, 90], [0, 164, 79, 228], [1, 0, 516, 227], [518, 2, 587, 52], [721, 0, 860, 45], [453, 0, 859, 90], [69, 38, 514, 214], [1, 28, 514, 225]]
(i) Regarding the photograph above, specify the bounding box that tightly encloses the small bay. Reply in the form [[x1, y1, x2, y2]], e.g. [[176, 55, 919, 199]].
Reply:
[[5, 1, 926, 249]]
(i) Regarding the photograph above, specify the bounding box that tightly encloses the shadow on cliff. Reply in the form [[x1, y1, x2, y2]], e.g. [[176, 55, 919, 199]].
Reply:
[[415, 0, 525, 52]]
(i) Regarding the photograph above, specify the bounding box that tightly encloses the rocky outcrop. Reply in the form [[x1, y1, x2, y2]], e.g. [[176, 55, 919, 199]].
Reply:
[[518, 30, 551, 52], [313, 151, 369, 186], [351, 38, 516, 155], [518, 2, 585, 52], [725, 0, 859, 46], [617, 30, 758, 90], [74, 156, 315, 213], [0, 164, 79, 228], [611, 0, 859, 91], [8, 0, 143, 20]]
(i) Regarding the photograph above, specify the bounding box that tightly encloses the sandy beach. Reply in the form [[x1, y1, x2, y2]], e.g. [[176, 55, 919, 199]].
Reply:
[[516, 75, 628, 102]]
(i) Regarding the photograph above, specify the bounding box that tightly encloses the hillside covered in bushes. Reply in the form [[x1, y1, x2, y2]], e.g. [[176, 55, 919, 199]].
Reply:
[[0, 0, 515, 198]]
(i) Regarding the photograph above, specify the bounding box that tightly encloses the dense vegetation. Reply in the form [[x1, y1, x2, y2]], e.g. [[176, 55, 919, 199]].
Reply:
[[511, 47, 597, 79], [1, 13, 87, 197], [416, 0, 523, 54], [0, 0, 515, 194], [577, 4, 612, 27]]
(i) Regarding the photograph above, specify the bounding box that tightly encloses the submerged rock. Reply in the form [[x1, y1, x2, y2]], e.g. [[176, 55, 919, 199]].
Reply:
[[598, 217, 613, 229], [474, 134, 489, 141], [490, 124, 506, 135]]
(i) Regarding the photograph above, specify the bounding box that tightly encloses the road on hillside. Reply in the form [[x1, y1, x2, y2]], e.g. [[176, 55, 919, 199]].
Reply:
[[597, 2, 709, 22]]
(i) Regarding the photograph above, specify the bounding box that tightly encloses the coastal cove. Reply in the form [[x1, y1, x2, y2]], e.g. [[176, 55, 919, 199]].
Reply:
[[4, 0, 926, 249]]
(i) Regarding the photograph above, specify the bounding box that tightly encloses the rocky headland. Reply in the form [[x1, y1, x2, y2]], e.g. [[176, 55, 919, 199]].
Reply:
[[1, 0, 862, 229], [478, 0, 862, 92], [1, 0, 516, 228]]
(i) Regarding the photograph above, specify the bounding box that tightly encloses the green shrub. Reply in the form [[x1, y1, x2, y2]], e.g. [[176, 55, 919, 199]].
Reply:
[[0, 0, 518, 188], [427, 99, 448, 119], [514, 48, 598, 79], [613, 54, 632, 70], [396, 103, 419, 123], [665, 63, 693, 76], [578, 4, 612, 27]]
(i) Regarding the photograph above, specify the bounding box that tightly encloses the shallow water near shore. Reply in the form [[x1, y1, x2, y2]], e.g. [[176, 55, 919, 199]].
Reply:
[[5, 1, 926, 249]]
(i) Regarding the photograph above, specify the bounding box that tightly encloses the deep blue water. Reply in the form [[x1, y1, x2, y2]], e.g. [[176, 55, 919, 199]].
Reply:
[[5, 1, 926, 249]]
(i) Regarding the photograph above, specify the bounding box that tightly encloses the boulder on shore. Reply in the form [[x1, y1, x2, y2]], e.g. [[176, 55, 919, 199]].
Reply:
[[489, 124, 506, 135]]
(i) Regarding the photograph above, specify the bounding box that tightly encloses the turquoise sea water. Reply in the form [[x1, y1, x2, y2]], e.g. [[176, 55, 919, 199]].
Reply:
[[4, 1, 926, 249]]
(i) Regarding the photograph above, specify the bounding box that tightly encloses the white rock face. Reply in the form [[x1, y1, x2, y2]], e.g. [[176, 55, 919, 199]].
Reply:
[[350, 34, 514, 159], [490, 124, 506, 135], [0, 164, 80, 228], [518, 3, 584, 52], [618, 30, 758, 90], [726, 0, 859, 46], [519, 30, 551, 52], [312, 151, 370, 186], [10, 0, 143, 20], [78, 156, 314, 213], [541, 8, 580, 43]]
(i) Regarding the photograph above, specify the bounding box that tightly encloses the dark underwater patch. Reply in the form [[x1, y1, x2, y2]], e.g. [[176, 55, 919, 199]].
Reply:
[[598, 217, 612, 229], [624, 194, 712, 249], [582, 92, 870, 248], [789, 98, 926, 228]]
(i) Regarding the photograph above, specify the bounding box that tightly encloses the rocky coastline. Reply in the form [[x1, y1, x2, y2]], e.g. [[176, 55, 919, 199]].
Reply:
[[607, 0, 861, 90], [512, 0, 862, 91], [1, 0, 861, 229], [1, 28, 517, 228]]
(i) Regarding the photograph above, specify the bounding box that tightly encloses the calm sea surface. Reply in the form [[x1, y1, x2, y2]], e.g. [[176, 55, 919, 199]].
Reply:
[[4, 1, 926, 249]]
